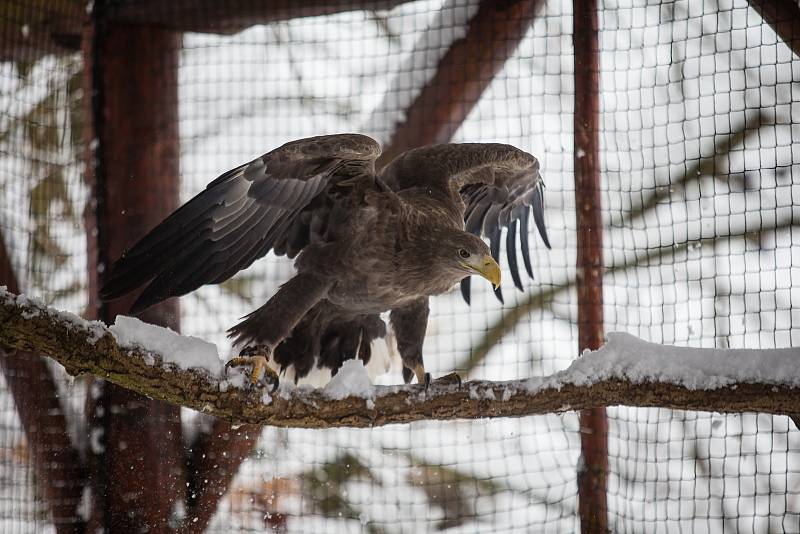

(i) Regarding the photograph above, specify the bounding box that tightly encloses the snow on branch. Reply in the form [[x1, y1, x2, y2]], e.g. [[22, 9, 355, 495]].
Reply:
[[1, 287, 799, 428]]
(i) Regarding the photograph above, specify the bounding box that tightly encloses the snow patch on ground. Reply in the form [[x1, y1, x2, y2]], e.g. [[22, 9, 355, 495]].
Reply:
[[527, 332, 800, 393], [109, 316, 224, 376], [323, 359, 374, 401]]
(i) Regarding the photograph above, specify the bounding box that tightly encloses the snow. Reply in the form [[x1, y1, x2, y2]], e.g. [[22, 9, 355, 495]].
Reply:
[[89, 427, 105, 455], [527, 332, 800, 393], [1, 286, 107, 343], [4, 287, 225, 377], [323, 359, 375, 401], [109, 316, 224, 376]]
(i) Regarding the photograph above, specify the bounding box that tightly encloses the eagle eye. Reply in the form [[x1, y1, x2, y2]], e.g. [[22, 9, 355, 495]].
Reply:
[[458, 249, 471, 259]]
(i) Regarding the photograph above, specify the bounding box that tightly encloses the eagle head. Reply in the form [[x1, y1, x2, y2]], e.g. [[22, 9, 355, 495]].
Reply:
[[429, 229, 501, 290]]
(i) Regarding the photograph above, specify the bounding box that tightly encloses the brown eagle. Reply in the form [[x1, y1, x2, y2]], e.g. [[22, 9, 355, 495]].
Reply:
[[100, 134, 550, 388]]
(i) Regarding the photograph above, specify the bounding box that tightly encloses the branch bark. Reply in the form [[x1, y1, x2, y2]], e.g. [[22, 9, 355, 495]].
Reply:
[[2, 290, 800, 429]]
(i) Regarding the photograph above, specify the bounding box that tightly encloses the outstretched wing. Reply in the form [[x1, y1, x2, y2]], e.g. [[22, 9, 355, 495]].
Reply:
[[380, 143, 550, 303], [101, 133, 381, 314]]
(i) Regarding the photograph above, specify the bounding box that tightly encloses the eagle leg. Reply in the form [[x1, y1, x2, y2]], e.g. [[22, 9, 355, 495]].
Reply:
[[391, 298, 430, 385], [401, 363, 427, 385], [414, 363, 428, 385], [227, 271, 333, 366], [225, 346, 279, 392]]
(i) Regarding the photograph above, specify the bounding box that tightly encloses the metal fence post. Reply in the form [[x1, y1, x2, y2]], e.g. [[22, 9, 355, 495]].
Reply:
[[574, 0, 609, 532]]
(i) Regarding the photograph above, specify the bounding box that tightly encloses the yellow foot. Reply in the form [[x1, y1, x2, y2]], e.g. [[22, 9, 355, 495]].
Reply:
[[225, 346, 279, 392], [408, 363, 427, 385]]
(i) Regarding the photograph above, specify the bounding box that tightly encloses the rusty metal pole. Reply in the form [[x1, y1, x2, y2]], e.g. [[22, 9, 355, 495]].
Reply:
[[573, 0, 608, 532], [85, 11, 185, 532]]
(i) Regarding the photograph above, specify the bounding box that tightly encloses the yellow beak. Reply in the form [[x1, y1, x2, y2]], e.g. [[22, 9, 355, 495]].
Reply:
[[467, 254, 501, 289]]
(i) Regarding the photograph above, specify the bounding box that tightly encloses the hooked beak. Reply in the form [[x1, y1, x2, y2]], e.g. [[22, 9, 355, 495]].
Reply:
[[462, 254, 501, 289]]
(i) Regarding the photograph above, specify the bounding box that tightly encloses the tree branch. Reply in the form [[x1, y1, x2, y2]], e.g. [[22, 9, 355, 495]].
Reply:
[[2, 289, 799, 428]]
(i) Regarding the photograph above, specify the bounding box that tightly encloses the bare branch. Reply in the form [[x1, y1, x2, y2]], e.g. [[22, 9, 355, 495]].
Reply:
[[2, 290, 800, 428]]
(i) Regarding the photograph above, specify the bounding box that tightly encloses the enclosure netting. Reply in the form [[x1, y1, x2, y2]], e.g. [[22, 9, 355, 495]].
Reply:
[[1, 0, 799, 532]]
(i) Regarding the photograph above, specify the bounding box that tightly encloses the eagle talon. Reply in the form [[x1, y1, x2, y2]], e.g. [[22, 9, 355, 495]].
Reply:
[[410, 363, 428, 388], [225, 347, 277, 391], [437, 372, 462, 390], [261, 369, 280, 393], [424, 372, 462, 391]]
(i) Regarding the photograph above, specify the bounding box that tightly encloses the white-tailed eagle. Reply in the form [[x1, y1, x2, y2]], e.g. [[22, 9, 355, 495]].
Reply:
[[101, 134, 550, 388]]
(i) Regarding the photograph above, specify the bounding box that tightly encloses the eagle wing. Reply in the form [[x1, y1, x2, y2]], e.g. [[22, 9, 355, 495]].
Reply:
[[380, 143, 550, 303], [100, 133, 381, 314]]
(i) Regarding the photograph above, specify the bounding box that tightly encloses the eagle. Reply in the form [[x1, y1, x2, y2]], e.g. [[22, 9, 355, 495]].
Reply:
[[100, 134, 550, 389]]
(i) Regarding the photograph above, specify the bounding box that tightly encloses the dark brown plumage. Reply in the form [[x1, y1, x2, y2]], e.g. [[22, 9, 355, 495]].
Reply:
[[100, 134, 550, 384]]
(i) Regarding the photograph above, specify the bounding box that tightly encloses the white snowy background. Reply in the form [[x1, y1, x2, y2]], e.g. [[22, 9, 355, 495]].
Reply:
[[0, 0, 799, 532]]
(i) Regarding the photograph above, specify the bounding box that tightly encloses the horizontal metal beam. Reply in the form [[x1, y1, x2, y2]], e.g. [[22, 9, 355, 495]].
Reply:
[[105, 0, 417, 35], [0, 0, 83, 62]]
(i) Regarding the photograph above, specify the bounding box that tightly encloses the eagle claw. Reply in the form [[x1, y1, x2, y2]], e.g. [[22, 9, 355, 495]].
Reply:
[[424, 372, 462, 391], [225, 346, 279, 392]]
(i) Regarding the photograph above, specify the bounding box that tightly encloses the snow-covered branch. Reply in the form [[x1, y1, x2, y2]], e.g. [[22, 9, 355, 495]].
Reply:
[[1, 288, 799, 428]]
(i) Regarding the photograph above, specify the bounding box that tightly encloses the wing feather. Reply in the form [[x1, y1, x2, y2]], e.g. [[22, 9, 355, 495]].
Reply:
[[506, 219, 523, 291], [488, 226, 504, 303], [102, 133, 381, 313], [519, 207, 534, 278], [531, 183, 550, 249], [460, 277, 472, 305], [380, 143, 550, 303]]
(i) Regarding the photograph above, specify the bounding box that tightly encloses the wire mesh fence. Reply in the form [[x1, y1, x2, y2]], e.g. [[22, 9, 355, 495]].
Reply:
[[0, 0, 798, 532]]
